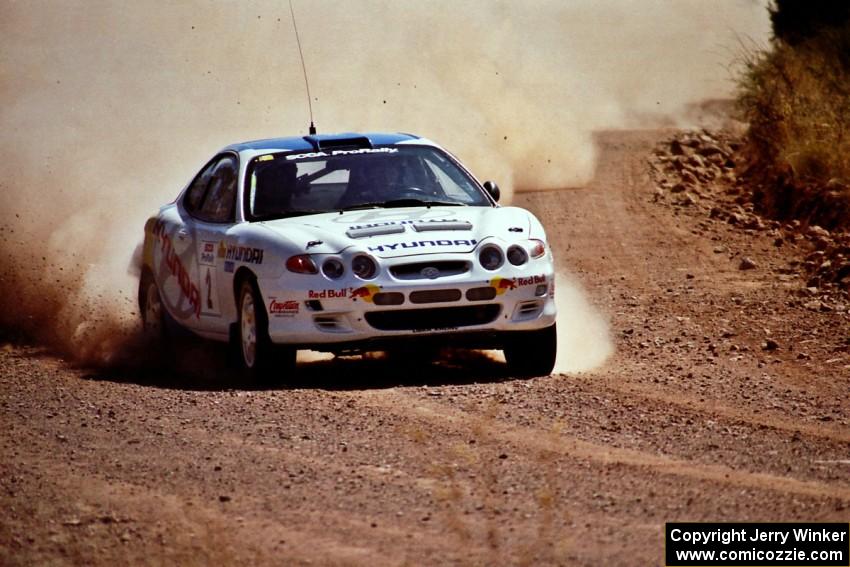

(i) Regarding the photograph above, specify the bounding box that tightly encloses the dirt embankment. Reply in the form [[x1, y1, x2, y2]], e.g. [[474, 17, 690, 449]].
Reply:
[[1, 129, 848, 566]]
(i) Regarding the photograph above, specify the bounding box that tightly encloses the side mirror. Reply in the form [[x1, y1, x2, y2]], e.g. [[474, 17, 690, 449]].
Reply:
[[483, 180, 500, 202]]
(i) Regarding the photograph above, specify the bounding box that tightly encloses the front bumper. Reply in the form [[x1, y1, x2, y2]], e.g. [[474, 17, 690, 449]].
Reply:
[[258, 252, 556, 351]]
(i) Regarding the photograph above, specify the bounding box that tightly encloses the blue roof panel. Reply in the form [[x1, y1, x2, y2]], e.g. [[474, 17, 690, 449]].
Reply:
[[224, 132, 420, 153]]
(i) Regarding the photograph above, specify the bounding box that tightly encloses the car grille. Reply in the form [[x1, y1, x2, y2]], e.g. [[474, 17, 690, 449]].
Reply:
[[465, 287, 497, 301], [365, 305, 501, 331], [390, 261, 470, 280], [373, 292, 404, 306], [409, 289, 462, 304]]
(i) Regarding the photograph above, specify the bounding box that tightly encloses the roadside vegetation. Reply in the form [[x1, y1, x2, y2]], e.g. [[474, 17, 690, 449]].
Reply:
[[736, 0, 850, 228]]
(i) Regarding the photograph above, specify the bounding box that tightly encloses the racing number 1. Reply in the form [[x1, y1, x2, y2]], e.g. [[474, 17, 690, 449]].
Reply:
[[205, 268, 213, 309]]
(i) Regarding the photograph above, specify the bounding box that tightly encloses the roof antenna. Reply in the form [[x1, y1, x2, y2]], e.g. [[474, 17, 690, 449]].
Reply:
[[289, 0, 316, 135]]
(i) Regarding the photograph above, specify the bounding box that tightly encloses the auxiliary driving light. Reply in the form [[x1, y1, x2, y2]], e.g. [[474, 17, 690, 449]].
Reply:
[[478, 245, 504, 270], [507, 245, 529, 266], [322, 258, 345, 279], [351, 255, 377, 279]]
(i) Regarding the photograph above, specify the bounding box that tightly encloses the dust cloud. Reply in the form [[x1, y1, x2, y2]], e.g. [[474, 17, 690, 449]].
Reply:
[[553, 273, 614, 374], [0, 1, 769, 365]]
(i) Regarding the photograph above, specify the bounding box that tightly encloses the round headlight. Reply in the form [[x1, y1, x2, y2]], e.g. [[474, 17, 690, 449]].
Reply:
[[351, 255, 377, 279], [322, 258, 345, 279], [479, 245, 504, 270], [507, 245, 528, 266]]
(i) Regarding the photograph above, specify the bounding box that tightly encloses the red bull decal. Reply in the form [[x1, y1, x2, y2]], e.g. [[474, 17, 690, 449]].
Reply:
[[152, 220, 201, 318], [490, 277, 517, 295], [308, 286, 381, 301], [308, 289, 350, 299], [490, 274, 547, 295], [516, 275, 547, 287], [269, 298, 299, 317], [349, 284, 380, 303]]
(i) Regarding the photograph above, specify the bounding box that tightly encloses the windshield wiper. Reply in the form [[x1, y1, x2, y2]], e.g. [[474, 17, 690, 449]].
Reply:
[[339, 199, 466, 212]]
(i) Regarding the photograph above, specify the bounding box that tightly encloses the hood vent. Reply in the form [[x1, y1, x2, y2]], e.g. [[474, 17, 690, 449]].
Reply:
[[305, 134, 372, 151], [346, 225, 406, 239], [412, 220, 472, 232]]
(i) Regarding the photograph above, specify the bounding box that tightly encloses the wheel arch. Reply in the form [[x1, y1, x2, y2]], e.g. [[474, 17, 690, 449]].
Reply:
[[232, 266, 257, 303], [138, 265, 155, 312]]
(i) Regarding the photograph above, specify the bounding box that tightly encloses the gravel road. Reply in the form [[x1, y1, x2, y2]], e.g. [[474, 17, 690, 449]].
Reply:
[[2, 129, 848, 566]]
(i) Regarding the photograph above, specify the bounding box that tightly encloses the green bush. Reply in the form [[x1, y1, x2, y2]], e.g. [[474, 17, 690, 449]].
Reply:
[[736, 11, 850, 227]]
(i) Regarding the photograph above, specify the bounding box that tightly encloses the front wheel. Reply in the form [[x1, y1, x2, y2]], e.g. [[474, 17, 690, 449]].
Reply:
[[503, 324, 557, 377], [139, 271, 165, 345], [235, 278, 294, 385]]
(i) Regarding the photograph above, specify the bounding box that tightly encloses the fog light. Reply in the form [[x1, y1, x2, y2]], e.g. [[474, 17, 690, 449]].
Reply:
[[534, 284, 548, 297]]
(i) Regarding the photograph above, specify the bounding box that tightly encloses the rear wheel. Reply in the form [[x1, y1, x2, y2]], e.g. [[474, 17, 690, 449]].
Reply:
[[235, 278, 294, 385], [503, 324, 557, 377]]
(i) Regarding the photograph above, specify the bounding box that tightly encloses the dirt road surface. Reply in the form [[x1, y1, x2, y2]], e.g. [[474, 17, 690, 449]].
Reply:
[[2, 130, 848, 566]]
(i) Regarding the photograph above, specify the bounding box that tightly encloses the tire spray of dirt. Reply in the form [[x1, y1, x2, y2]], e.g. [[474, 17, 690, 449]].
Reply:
[[0, 1, 769, 366], [553, 272, 614, 373]]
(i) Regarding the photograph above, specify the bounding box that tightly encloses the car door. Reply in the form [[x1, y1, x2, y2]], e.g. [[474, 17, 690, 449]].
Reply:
[[150, 161, 212, 330], [185, 153, 239, 336]]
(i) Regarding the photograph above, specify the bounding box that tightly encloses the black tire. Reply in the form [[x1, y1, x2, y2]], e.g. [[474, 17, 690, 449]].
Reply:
[[503, 323, 557, 377], [235, 278, 294, 385]]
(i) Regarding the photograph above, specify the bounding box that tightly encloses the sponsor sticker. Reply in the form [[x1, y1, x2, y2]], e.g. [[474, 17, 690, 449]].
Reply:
[[308, 288, 350, 299], [199, 240, 217, 266], [223, 243, 264, 265], [490, 274, 547, 295], [152, 220, 201, 318], [224, 261, 235, 273], [285, 147, 398, 161], [490, 276, 517, 295], [269, 298, 299, 317], [349, 284, 380, 303], [306, 285, 385, 302], [517, 274, 547, 287], [368, 239, 477, 253]]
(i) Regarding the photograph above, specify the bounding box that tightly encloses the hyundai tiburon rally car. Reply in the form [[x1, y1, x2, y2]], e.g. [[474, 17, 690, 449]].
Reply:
[[139, 133, 557, 380]]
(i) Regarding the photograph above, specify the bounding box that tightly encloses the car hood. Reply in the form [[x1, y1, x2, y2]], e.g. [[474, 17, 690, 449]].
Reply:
[[257, 206, 532, 258]]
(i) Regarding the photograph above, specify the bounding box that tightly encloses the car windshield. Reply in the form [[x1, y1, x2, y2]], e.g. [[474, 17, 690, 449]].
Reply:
[[245, 145, 491, 220]]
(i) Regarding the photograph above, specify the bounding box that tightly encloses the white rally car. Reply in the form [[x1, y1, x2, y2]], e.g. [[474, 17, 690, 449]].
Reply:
[[139, 132, 557, 380]]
